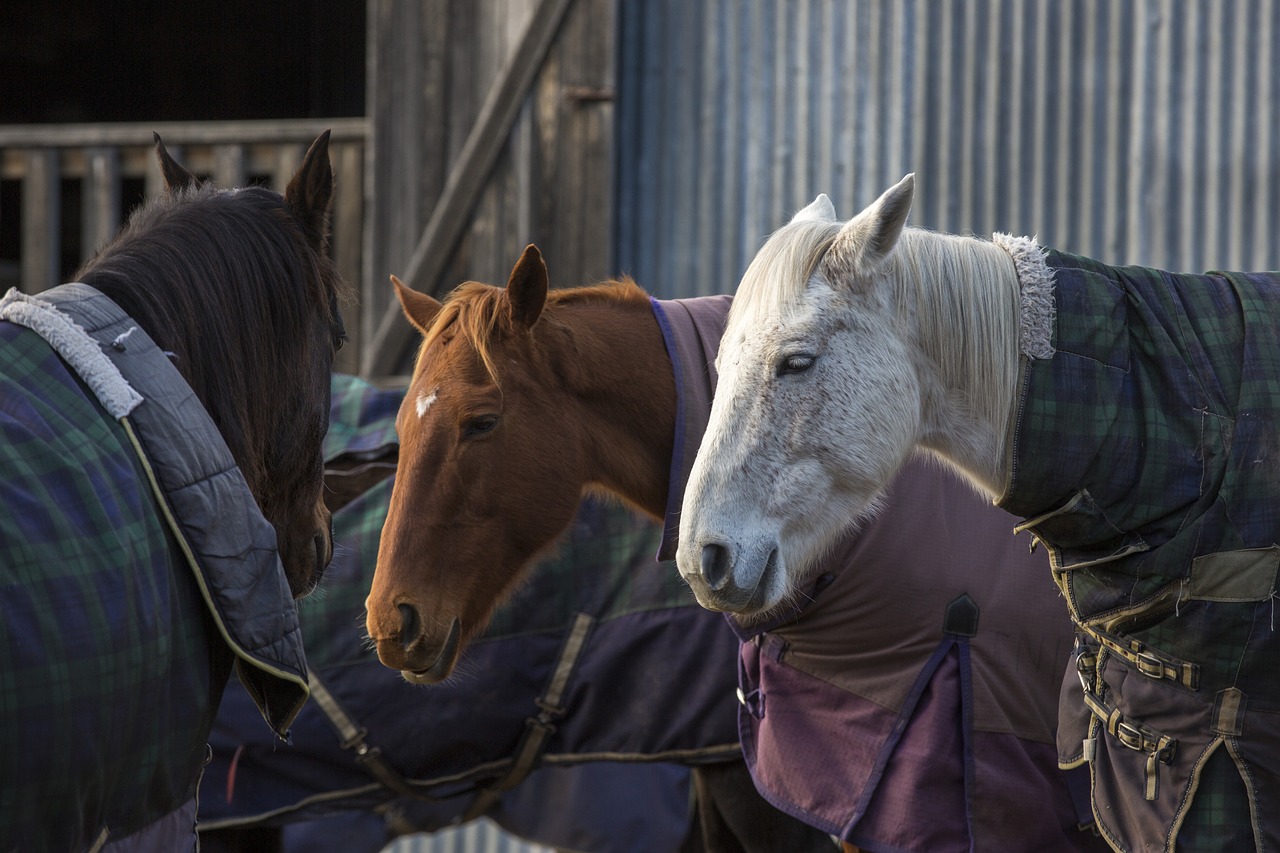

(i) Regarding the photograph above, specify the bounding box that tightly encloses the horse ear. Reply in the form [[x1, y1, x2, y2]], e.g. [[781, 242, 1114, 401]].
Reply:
[[284, 130, 335, 252], [153, 133, 200, 194], [505, 244, 548, 330], [392, 275, 443, 335], [790, 194, 837, 224], [832, 174, 914, 270]]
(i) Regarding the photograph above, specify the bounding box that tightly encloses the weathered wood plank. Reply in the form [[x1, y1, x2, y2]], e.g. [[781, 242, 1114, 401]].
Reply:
[[361, 0, 446, 369], [5, 123, 365, 303], [363, 0, 577, 376], [21, 149, 60, 294], [0, 118, 367, 148], [213, 144, 247, 189], [82, 147, 121, 260]]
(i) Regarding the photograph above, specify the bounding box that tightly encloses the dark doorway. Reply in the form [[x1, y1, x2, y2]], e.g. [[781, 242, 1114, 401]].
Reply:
[[0, 0, 364, 124]]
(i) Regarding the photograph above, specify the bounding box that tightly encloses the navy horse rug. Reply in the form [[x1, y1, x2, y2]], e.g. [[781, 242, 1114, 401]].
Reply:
[[199, 375, 743, 852], [0, 286, 308, 852], [996, 235, 1280, 852]]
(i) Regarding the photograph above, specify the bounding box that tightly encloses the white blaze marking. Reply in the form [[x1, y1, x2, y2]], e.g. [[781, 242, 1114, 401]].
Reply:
[[416, 389, 438, 418]]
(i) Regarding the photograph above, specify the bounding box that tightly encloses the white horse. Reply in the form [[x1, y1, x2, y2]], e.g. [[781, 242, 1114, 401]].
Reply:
[[676, 176, 1279, 851], [677, 174, 1025, 615]]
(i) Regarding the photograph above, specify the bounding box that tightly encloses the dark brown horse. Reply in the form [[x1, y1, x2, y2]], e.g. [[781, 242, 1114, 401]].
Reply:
[[83, 133, 347, 595], [0, 132, 347, 850]]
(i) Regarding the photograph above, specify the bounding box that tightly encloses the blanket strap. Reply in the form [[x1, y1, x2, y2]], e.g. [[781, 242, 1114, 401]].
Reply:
[[1074, 621, 1199, 690], [307, 670, 430, 803], [461, 613, 596, 822], [1076, 646, 1178, 801]]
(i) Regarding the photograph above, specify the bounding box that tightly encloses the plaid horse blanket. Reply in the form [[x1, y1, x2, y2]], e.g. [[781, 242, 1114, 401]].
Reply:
[[652, 297, 1101, 852], [198, 375, 743, 852], [0, 285, 307, 852], [996, 236, 1280, 852]]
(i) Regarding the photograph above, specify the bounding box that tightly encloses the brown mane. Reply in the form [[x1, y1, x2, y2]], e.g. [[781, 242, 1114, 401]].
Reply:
[[423, 276, 651, 382]]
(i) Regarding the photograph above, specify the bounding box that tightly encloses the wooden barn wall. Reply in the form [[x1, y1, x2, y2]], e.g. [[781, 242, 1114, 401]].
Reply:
[[614, 0, 1280, 299], [363, 0, 616, 377]]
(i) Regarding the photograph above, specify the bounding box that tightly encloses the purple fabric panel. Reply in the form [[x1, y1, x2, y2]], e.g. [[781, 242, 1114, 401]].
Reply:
[[770, 459, 1073, 739], [849, 647, 969, 852], [738, 634, 897, 835], [969, 731, 1104, 853], [743, 638, 1103, 852], [651, 295, 732, 561]]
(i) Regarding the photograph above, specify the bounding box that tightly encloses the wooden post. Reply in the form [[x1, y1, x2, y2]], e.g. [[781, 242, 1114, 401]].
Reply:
[[82, 147, 121, 260], [21, 149, 60, 293]]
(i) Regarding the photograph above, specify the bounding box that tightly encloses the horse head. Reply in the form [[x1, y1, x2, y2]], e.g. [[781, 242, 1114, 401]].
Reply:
[[79, 133, 346, 598], [676, 176, 925, 617], [366, 245, 592, 682]]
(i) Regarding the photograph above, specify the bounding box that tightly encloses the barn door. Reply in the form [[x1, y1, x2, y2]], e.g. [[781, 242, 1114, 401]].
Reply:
[[361, 0, 616, 377]]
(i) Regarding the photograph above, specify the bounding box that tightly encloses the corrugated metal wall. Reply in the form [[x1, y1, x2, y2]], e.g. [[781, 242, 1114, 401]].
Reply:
[[382, 820, 553, 853], [616, 0, 1280, 298]]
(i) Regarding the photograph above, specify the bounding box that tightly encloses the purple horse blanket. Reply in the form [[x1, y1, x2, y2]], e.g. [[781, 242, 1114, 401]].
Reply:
[[652, 295, 1106, 852]]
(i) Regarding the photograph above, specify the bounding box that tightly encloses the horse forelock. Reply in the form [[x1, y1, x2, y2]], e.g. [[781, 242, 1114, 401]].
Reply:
[[726, 220, 840, 347], [419, 282, 503, 382], [422, 277, 651, 386]]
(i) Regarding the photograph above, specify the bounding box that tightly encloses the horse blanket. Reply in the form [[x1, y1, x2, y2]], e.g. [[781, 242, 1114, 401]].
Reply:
[[199, 374, 745, 853], [0, 285, 308, 852], [652, 295, 1105, 852], [995, 236, 1280, 852]]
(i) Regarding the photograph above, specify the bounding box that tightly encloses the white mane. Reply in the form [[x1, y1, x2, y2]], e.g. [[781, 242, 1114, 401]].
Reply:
[[881, 227, 1022, 466]]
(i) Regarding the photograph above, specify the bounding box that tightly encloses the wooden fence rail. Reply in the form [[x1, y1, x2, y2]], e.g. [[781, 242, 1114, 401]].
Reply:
[[0, 118, 368, 373]]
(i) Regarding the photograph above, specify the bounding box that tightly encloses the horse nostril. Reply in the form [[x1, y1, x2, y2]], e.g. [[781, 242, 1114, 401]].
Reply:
[[700, 543, 732, 590], [397, 603, 421, 651], [314, 532, 328, 570]]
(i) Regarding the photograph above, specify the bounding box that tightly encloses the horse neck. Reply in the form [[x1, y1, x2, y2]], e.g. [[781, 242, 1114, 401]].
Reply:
[[890, 230, 1023, 496], [552, 298, 676, 518]]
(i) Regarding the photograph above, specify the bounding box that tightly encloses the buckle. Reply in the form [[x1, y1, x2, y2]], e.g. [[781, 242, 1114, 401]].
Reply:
[[1134, 650, 1167, 680], [1114, 720, 1146, 751]]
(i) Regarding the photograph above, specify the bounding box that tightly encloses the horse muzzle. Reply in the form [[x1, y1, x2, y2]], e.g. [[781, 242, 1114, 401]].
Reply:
[[371, 605, 462, 685], [680, 540, 777, 614]]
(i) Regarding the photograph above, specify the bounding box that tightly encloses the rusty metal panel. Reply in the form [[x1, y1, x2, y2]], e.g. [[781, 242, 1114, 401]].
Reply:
[[616, 0, 1280, 298]]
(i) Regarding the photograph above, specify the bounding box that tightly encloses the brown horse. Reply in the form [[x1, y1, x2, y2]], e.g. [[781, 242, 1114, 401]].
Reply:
[[367, 246, 675, 678]]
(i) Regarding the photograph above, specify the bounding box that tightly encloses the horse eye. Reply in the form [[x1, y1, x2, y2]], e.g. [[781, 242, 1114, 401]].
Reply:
[[777, 354, 816, 376], [465, 415, 498, 438], [334, 332, 348, 352]]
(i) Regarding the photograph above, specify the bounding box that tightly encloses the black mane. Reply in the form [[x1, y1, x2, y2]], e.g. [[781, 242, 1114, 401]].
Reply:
[[74, 183, 348, 496]]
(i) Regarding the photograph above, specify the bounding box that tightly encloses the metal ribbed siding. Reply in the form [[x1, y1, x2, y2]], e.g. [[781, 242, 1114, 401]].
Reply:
[[616, 0, 1280, 298], [381, 820, 554, 853]]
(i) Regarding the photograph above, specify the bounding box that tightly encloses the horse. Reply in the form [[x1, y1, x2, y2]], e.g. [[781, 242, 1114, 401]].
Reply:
[[364, 247, 1102, 851], [0, 132, 347, 852], [676, 175, 1279, 852]]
